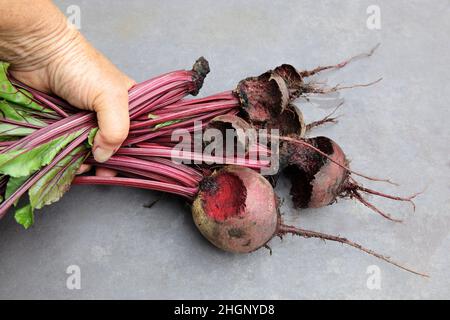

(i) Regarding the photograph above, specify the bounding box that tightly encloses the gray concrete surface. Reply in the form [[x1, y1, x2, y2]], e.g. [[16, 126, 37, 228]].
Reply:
[[0, 0, 449, 299]]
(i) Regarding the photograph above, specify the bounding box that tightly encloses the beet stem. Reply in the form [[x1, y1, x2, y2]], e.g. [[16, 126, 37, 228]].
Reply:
[[116, 147, 269, 169], [277, 224, 428, 277]]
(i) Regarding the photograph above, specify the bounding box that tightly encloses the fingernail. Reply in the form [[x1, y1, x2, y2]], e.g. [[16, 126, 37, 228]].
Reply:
[[93, 146, 114, 163]]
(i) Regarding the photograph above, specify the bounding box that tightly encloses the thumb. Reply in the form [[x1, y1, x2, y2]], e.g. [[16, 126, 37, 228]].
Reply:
[[92, 89, 130, 163]]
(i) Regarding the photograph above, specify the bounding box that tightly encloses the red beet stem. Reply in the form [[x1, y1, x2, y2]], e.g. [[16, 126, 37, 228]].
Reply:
[[1, 112, 94, 153], [130, 100, 239, 130], [116, 147, 269, 169], [134, 155, 204, 180], [73, 176, 197, 199], [95, 164, 182, 185], [129, 108, 230, 136], [86, 155, 201, 187]]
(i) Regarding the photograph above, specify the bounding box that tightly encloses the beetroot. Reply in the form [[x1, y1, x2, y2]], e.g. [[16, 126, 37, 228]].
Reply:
[[205, 114, 256, 155], [191, 166, 426, 277], [236, 45, 381, 136], [279, 136, 419, 222], [192, 166, 278, 253]]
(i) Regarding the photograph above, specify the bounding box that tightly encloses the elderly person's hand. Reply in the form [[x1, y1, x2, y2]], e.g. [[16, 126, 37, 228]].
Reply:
[[0, 0, 134, 173]]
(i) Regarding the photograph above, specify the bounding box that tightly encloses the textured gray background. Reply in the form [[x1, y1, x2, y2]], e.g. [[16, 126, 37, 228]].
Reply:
[[0, 0, 449, 299]]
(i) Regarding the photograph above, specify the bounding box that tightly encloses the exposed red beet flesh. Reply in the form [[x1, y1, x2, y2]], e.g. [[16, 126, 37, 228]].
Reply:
[[192, 166, 278, 253], [199, 172, 246, 222]]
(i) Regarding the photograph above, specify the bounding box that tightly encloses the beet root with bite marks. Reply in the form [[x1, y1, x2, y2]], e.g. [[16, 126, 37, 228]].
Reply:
[[235, 45, 381, 136], [192, 166, 278, 253], [280, 136, 420, 222]]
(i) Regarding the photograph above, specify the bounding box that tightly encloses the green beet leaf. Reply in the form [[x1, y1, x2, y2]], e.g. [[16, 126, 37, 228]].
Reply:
[[0, 122, 35, 137], [5, 175, 29, 205], [14, 204, 34, 229], [0, 129, 84, 178], [152, 119, 182, 130], [0, 62, 54, 114], [0, 99, 47, 126], [87, 127, 98, 147], [29, 146, 89, 210]]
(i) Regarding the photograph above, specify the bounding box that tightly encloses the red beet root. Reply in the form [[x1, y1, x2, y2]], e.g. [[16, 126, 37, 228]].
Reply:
[[235, 45, 381, 136], [192, 166, 278, 253], [280, 136, 419, 222]]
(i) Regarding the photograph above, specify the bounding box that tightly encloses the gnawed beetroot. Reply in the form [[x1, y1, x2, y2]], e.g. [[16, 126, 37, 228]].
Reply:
[[235, 46, 380, 135], [236, 72, 289, 124], [192, 166, 278, 253], [279, 136, 419, 222], [205, 114, 256, 155], [268, 104, 306, 137]]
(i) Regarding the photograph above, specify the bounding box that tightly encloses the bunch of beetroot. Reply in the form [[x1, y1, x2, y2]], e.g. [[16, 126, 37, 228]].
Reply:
[[0, 47, 427, 276]]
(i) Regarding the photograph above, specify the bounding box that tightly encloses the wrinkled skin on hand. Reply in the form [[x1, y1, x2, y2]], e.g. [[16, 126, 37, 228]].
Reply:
[[0, 0, 135, 174]]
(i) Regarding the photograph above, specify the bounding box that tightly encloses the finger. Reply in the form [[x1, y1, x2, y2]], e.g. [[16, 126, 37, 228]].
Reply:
[[76, 164, 92, 175], [96, 167, 118, 177], [92, 91, 130, 163]]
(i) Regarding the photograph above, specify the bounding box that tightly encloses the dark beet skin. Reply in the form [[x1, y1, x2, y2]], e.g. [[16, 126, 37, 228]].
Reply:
[[280, 136, 349, 208], [192, 166, 278, 253], [205, 114, 255, 154], [236, 72, 288, 124], [272, 64, 305, 99], [267, 104, 306, 137], [235, 64, 309, 137], [190, 57, 210, 95]]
